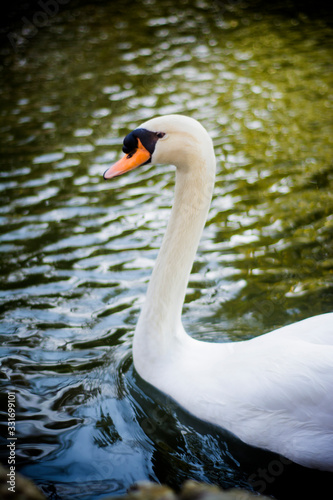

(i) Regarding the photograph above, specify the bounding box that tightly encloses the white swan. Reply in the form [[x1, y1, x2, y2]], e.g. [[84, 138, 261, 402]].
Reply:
[[103, 114, 333, 471]]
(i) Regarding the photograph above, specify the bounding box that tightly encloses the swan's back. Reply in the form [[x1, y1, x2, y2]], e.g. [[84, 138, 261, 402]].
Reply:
[[254, 312, 333, 344], [160, 314, 333, 471]]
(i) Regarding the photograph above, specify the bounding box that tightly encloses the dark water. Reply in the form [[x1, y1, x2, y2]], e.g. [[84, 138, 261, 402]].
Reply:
[[0, 1, 332, 499]]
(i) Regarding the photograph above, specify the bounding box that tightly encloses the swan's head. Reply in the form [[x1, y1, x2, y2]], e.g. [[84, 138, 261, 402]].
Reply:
[[103, 114, 215, 179]]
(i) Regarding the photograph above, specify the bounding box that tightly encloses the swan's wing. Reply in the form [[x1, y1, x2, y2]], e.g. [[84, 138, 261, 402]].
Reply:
[[257, 312, 333, 344], [195, 338, 333, 470]]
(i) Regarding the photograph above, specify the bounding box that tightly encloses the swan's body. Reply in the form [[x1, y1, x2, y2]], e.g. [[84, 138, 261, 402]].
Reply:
[[104, 114, 333, 471]]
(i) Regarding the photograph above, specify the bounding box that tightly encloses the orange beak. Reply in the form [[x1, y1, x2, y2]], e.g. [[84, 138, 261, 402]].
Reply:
[[103, 138, 151, 180]]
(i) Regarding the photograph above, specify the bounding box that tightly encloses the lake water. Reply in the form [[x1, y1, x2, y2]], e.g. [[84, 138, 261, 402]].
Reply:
[[0, 1, 332, 499]]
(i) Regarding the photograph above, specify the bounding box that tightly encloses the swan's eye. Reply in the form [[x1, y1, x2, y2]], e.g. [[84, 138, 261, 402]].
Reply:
[[156, 132, 165, 139]]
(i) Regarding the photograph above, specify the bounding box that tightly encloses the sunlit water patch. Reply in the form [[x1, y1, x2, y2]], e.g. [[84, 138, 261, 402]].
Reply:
[[0, 1, 332, 499]]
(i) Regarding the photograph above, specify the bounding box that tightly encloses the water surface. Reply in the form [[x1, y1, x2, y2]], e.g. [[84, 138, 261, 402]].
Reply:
[[0, 1, 332, 499]]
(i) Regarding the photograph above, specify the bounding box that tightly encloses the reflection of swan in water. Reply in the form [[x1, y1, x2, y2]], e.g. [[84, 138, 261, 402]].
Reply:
[[103, 114, 333, 471]]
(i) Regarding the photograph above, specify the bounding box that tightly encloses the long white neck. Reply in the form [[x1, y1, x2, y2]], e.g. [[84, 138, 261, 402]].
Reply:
[[133, 144, 215, 369]]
